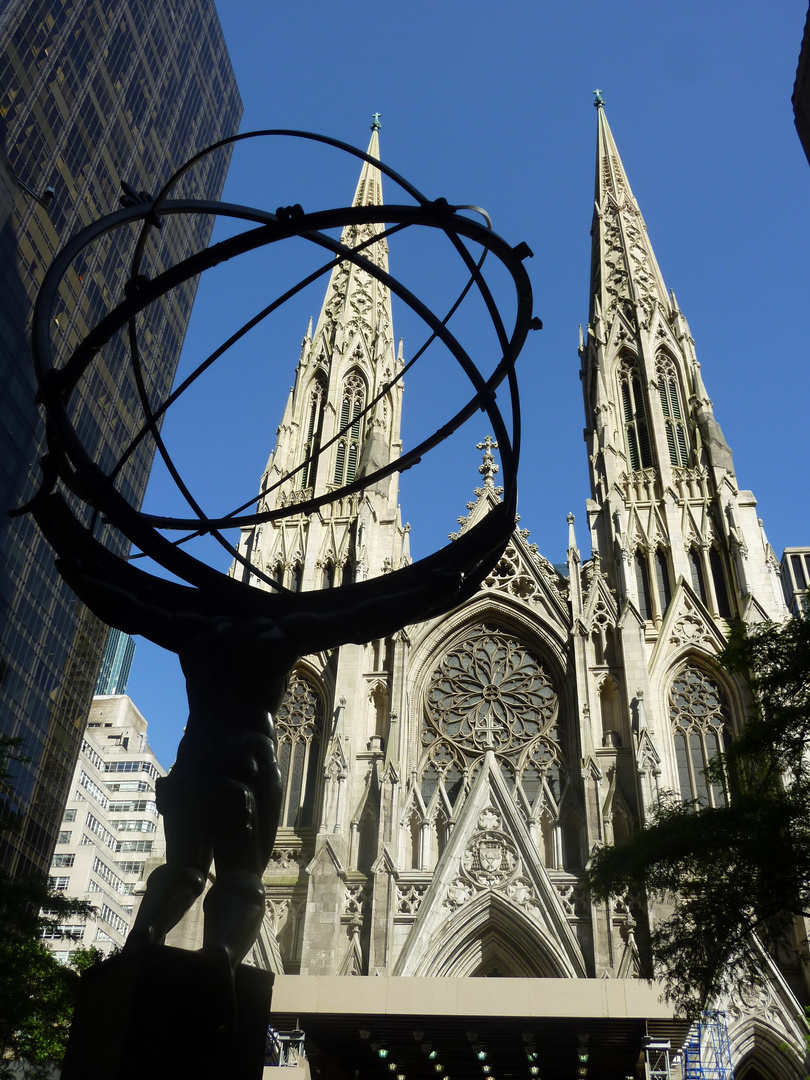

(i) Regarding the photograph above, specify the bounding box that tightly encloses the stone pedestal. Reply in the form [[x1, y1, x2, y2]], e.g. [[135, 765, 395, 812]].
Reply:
[[61, 945, 273, 1080]]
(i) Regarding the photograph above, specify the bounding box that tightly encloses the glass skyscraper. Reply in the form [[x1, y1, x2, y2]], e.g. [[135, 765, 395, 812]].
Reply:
[[94, 629, 136, 697], [0, 0, 242, 877]]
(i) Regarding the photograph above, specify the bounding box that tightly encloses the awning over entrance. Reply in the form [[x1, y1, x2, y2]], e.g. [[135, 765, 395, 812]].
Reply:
[[270, 976, 692, 1080]]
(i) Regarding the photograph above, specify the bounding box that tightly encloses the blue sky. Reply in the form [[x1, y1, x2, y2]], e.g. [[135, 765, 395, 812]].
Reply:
[[127, 1, 810, 768]]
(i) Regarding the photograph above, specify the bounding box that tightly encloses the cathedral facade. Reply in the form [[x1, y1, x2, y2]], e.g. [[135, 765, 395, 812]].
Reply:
[[233, 112, 805, 1078]]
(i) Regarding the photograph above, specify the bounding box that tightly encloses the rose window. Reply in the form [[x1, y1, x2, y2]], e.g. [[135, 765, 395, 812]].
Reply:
[[425, 625, 559, 756]]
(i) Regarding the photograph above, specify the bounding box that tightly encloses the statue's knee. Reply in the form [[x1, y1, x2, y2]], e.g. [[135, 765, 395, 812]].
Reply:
[[206, 871, 265, 909], [147, 862, 206, 899]]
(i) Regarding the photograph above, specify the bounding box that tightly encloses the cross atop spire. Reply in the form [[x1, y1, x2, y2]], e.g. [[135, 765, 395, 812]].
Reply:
[[593, 89, 604, 108], [477, 435, 500, 488], [371, 111, 382, 131]]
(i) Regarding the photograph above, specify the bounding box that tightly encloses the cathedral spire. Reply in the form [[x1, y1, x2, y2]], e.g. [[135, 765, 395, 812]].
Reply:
[[580, 103, 784, 630], [350, 122, 383, 210], [590, 104, 670, 327], [234, 122, 407, 594]]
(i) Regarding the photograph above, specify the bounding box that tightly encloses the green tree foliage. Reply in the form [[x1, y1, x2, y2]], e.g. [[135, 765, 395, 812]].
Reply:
[[586, 608, 810, 1016], [0, 736, 101, 1078]]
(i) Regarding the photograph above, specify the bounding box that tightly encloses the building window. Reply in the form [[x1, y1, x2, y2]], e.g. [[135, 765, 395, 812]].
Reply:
[[618, 357, 653, 471], [333, 372, 365, 486], [669, 665, 731, 808], [49, 876, 69, 890], [634, 551, 653, 620], [655, 548, 672, 615], [710, 548, 732, 618], [301, 376, 326, 489], [656, 354, 690, 466], [79, 770, 109, 809], [688, 547, 707, 605], [275, 671, 323, 829], [63, 808, 77, 822], [418, 624, 573, 869], [52, 854, 75, 868], [113, 819, 156, 833], [115, 840, 153, 853], [57, 830, 72, 844]]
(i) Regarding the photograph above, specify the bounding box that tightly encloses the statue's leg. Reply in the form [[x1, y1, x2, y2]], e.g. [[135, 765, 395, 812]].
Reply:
[[125, 773, 211, 950], [203, 775, 266, 969], [202, 731, 283, 967]]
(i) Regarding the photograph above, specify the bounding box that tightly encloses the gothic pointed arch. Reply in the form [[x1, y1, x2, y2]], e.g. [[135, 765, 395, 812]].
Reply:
[[617, 351, 653, 471], [300, 371, 327, 489], [275, 669, 326, 830], [333, 368, 367, 487], [413, 617, 573, 854], [405, 890, 579, 978], [732, 1020, 806, 1080], [655, 350, 691, 467], [666, 659, 734, 808]]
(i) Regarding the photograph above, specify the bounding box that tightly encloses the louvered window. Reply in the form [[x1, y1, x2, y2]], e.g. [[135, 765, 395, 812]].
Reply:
[[301, 377, 326, 489], [333, 373, 365, 486], [619, 358, 653, 470], [656, 355, 690, 466]]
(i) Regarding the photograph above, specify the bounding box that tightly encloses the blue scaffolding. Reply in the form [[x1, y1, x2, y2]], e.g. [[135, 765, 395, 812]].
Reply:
[[682, 1010, 734, 1080]]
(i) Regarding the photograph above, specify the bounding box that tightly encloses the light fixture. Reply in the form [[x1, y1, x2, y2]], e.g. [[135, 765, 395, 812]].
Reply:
[[435, 1063, 444, 1073], [389, 1063, 397, 1072], [413, 1031, 425, 1042], [422, 1043, 433, 1055], [578, 1069, 588, 1077], [378, 1048, 389, 1060], [477, 1051, 487, 1062], [530, 1068, 540, 1077], [429, 1051, 439, 1061], [467, 1032, 478, 1043], [577, 1052, 589, 1065], [526, 1051, 538, 1063], [397, 1074, 406, 1080], [522, 1033, 534, 1044], [360, 1030, 371, 1041], [482, 1067, 491, 1075]]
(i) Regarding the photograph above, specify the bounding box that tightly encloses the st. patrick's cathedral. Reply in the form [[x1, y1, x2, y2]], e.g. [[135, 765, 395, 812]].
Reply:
[[215, 107, 805, 1079]]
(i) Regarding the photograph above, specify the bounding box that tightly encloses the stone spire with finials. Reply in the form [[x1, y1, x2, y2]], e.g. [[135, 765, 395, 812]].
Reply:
[[580, 97, 785, 624], [232, 118, 409, 595]]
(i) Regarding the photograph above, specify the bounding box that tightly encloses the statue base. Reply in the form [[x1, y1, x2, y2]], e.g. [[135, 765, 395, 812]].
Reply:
[[61, 945, 274, 1080]]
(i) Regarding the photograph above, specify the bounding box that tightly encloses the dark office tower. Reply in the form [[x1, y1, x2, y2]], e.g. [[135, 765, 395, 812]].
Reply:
[[0, 0, 243, 877], [94, 629, 136, 697]]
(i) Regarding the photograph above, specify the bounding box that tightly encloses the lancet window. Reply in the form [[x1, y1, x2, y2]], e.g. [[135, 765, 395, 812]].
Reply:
[[634, 551, 653, 620], [333, 372, 366, 486], [655, 548, 672, 615], [618, 356, 653, 471], [301, 375, 326, 490], [635, 547, 673, 622], [275, 671, 323, 830], [407, 624, 575, 870], [656, 354, 690, 467], [669, 664, 732, 808], [688, 546, 707, 605], [709, 547, 732, 618]]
